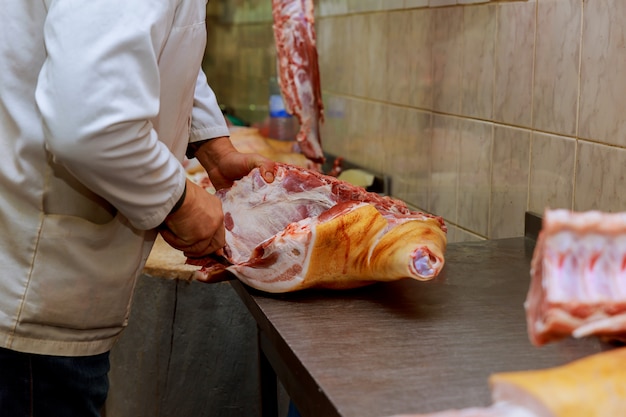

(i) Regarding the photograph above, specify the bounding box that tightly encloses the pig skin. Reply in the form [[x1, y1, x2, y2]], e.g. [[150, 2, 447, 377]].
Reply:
[[190, 163, 447, 293]]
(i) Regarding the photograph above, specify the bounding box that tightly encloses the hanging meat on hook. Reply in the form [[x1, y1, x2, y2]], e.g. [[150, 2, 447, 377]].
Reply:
[[272, 0, 324, 163]]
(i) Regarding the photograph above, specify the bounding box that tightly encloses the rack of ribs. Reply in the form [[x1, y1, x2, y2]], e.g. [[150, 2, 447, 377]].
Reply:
[[525, 209, 626, 346]]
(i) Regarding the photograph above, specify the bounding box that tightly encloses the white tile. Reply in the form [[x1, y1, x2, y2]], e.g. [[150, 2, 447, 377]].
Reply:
[[317, 0, 348, 16], [528, 132, 575, 213], [385, 107, 432, 210], [533, 0, 581, 136], [579, 0, 626, 146], [458, 0, 490, 4], [461, 4, 496, 120], [382, 0, 406, 11], [490, 126, 530, 239], [429, 0, 457, 6], [408, 8, 435, 109], [386, 10, 412, 104], [432, 7, 464, 114], [575, 141, 626, 212], [429, 115, 460, 222], [347, 0, 384, 13], [405, 0, 429, 8], [457, 119, 493, 236], [493, 0, 535, 127]]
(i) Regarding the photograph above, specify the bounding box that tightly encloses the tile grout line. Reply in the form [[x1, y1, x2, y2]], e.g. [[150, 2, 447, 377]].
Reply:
[[526, 0, 539, 216], [572, 0, 585, 211]]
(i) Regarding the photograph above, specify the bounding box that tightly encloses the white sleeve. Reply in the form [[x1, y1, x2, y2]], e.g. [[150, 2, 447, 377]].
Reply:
[[36, 0, 185, 230], [190, 69, 230, 143]]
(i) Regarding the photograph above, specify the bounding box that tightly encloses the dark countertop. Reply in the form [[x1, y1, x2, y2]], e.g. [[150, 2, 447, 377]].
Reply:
[[231, 237, 614, 417]]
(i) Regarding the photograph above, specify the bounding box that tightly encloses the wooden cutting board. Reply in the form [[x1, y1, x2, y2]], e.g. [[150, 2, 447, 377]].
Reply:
[[143, 235, 201, 280]]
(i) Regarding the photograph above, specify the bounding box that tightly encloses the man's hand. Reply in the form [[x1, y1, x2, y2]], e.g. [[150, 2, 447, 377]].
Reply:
[[162, 136, 274, 257], [159, 178, 225, 258], [194, 136, 276, 190]]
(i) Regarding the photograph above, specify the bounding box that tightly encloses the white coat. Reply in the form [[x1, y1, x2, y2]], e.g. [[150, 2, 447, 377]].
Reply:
[[0, 0, 229, 356]]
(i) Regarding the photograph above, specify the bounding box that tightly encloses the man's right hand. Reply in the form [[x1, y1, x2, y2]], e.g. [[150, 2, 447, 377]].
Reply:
[[159, 178, 225, 258]]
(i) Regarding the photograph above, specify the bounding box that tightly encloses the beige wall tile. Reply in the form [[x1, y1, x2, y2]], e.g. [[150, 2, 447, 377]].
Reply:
[[429, 115, 460, 223], [533, 0, 581, 136], [575, 141, 626, 212], [317, 0, 348, 17], [445, 224, 486, 244], [207, 0, 626, 240], [385, 106, 432, 210], [382, 0, 406, 11], [320, 95, 348, 160], [528, 132, 575, 213], [490, 126, 530, 239], [432, 7, 464, 114], [348, 14, 368, 97], [347, 0, 384, 13], [430, 0, 457, 6], [316, 18, 334, 92], [459, 0, 490, 4], [579, 0, 626, 146], [457, 119, 493, 236], [408, 8, 435, 109], [350, 14, 389, 100], [228, 0, 273, 23], [494, 0, 535, 127], [320, 93, 349, 158], [461, 4, 496, 120], [204, 19, 276, 123], [450, 227, 486, 244], [386, 10, 412, 105], [342, 99, 388, 172], [366, 14, 390, 100], [360, 101, 388, 173], [405, 0, 429, 8], [318, 16, 357, 95], [345, 98, 368, 162], [444, 223, 458, 243]]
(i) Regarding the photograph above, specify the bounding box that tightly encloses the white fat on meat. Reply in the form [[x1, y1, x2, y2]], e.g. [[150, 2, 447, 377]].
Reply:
[[221, 172, 335, 263], [226, 201, 377, 293]]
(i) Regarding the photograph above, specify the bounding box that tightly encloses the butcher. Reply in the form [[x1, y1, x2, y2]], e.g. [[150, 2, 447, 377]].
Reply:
[[0, 1, 274, 415]]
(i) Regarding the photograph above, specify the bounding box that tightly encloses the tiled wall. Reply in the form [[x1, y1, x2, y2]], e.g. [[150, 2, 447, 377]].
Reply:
[[204, 0, 275, 124], [204, 0, 626, 243]]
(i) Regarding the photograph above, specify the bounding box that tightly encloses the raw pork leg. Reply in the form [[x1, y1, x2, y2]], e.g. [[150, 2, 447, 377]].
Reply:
[[272, 0, 324, 163], [525, 209, 626, 346], [387, 347, 626, 417], [190, 163, 447, 293]]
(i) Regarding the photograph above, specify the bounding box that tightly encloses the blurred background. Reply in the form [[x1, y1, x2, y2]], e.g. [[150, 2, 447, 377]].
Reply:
[[203, 0, 626, 243]]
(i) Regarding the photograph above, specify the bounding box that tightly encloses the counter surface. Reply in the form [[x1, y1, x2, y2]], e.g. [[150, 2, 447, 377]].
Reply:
[[230, 237, 614, 417]]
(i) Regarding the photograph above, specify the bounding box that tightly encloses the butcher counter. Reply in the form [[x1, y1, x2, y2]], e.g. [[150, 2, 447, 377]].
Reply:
[[129, 217, 612, 417]]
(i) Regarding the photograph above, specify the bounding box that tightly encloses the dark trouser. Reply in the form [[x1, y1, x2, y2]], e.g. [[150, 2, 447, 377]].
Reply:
[[287, 400, 302, 417], [0, 347, 110, 417]]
